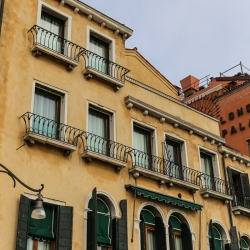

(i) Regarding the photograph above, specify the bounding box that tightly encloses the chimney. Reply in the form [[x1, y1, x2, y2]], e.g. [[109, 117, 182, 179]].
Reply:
[[180, 75, 199, 98]]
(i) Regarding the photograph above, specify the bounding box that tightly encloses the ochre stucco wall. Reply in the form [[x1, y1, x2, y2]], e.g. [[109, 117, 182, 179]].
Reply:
[[0, 1, 250, 250]]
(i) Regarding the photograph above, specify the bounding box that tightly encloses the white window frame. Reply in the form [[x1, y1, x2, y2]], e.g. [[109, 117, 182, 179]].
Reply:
[[86, 26, 116, 63], [31, 80, 68, 125], [198, 146, 220, 178], [131, 119, 158, 156], [36, 0, 72, 41], [164, 132, 188, 167], [86, 101, 116, 142]]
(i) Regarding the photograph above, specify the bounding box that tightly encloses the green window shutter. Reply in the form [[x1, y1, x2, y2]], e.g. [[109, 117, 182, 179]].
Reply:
[[168, 221, 174, 250], [181, 223, 193, 250], [16, 195, 30, 250], [112, 200, 128, 250], [227, 167, 235, 205], [28, 204, 54, 239], [87, 188, 97, 250], [155, 217, 166, 250], [209, 220, 216, 250], [230, 227, 240, 250], [140, 214, 146, 250], [56, 205, 73, 250], [169, 215, 181, 231]]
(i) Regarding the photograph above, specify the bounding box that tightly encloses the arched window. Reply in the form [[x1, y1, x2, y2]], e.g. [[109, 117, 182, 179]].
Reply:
[[241, 237, 250, 250], [209, 225, 222, 250], [140, 207, 166, 250], [168, 214, 193, 250], [88, 197, 111, 250]]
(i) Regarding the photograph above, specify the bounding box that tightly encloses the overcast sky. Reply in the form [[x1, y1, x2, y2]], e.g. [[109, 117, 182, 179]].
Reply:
[[81, 0, 250, 87]]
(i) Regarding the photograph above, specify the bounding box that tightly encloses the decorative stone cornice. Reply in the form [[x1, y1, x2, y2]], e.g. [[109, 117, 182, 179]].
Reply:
[[57, 0, 133, 39], [125, 76, 218, 122], [219, 146, 250, 166], [124, 95, 225, 144]]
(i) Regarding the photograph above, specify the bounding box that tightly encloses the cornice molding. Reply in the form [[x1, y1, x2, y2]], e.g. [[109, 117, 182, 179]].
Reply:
[[125, 76, 218, 122], [124, 95, 225, 144], [57, 0, 133, 39]]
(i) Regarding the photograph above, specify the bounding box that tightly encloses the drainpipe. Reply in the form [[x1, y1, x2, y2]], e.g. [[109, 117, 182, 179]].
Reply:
[[222, 154, 233, 228]]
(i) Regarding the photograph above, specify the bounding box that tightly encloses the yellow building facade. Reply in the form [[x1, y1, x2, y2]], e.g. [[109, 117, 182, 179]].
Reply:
[[0, 1, 250, 250]]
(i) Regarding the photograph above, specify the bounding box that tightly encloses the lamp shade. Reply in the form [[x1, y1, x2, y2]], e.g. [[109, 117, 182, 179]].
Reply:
[[31, 194, 46, 219]]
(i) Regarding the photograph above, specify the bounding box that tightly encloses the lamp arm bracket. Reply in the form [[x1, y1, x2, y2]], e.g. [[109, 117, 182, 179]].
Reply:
[[0, 164, 44, 193]]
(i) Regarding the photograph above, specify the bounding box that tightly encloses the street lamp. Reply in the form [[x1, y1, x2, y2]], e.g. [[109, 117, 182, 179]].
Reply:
[[0, 163, 46, 219]]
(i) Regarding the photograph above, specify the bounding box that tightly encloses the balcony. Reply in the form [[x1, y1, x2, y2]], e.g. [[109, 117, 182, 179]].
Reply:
[[81, 50, 130, 90], [231, 191, 250, 216], [19, 112, 80, 155], [79, 132, 129, 171], [128, 150, 201, 192], [200, 174, 233, 202], [28, 25, 84, 70]]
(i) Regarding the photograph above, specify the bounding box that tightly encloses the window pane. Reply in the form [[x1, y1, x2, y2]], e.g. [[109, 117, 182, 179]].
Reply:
[[133, 126, 151, 169], [200, 153, 213, 189], [33, 89, 60, 139], [175, 235, 183, 250], [147, 230, 156, 250]]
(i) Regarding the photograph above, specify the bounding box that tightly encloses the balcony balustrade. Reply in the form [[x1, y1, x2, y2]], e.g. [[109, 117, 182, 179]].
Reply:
[[200, 173, 233, 202], [19, 112, 82, 154], [80, 50, 130, 89], [129, 149, 201, 192], [231, 191, 250, 216], [78, 132, 130, 171], [28, 25, 85, 70]]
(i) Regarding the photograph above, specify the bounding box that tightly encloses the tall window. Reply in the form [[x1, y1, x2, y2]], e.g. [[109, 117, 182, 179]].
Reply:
[[33, 87, 61, 139], [228, 168, 250, 208], [209, 224, 223, 250], [90, 35, 109, 74], [16, 195, 73, 250], [168, 215, 193, 250], [200, 152, 214, 190], [140, 208, 166, 250], [39, 11, 65, 53], [241, 237, 249, 250], [88, 197, 111, 249], [133, 125, 152, 169], [88, 106, 111, 155], [165, 138, 182, 179]]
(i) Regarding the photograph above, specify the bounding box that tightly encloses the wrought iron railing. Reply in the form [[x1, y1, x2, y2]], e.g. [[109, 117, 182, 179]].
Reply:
[[80, 50, 130, 83], [77, 132, 130, 163], [130, 149, 201, 186], [28, 25, 85, 62], [200, 173, 231, 196], [19, 112, 82, 146], [232, 191, 250, 209]]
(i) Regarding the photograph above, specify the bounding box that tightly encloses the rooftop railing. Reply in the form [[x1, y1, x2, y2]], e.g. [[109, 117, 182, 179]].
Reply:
[[19, 112, 82, 146], [80, 50, 130, 83], [28, 25, 85, 63]]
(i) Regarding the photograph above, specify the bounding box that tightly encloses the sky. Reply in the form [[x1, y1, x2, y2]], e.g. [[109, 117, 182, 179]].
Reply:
[[81, 0, 250, 87]]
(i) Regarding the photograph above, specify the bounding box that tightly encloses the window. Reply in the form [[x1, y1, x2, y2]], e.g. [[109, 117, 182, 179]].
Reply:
[[209, 222, 223, 250], [200, 152, 214, 190], [140, 208, 166, 250], [168, 215, 193, 250], [133, 125, 152, 169], [39, 11, 65, 53], [228, 168, 250, 208], [165, 138, 183, 179], [16, 195, 73, 250], [88, 197, 111, 249], [90, 34, 109, 74], [88, 105, 113, 155], [241, 237, 250, 250], [32, 84, 65, 140]]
